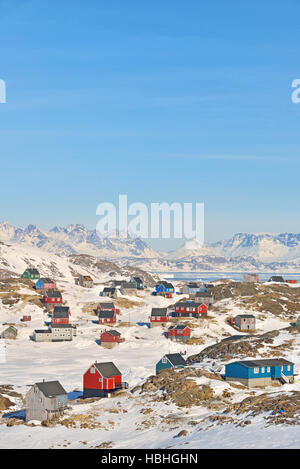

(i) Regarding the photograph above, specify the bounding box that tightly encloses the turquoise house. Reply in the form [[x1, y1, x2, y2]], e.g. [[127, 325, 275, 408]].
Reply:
[[156, 353, 187, 375], [225, 359, 295, 388]]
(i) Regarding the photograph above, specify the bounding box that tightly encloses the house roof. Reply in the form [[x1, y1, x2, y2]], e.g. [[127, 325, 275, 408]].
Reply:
[[231, 358, 294, 368], [94, 361, 121, 378], [51, 324, 73, 328], [39, 278, 54, 284], [168, 324, 189, 331], [53, 306, 70, 314], [102, 330, 121, 337], [98, 310, 115, 318], [52, 309, 69, 318], [103, 287, 115, 293], [132, 277, 143, 283], [35, 380, 67, 398], [187, 282, 199, 288], [25, 268, 39, 275], [269, 276, 284, 281], [157, 281, 174, 288], [112, 280, 123, 286], [34, 329, 52, 334], [164, 353, 187, 366], [45, 290, 62, 298], [2, 326, 17, 335], [195, 291, 213, 297], [80, 275, 93, 281], [235, 314, 255, 319], [175, 301, 202, 308], [98, 302, 115, 309], [121, 282, 136, 289], [151, 307, 168, 316]]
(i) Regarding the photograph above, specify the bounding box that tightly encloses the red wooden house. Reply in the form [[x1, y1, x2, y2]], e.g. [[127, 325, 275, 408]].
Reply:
[[167, 324, 191, 342], [22, 315, 31, 322], [51, 306, 70, 325], [100, 330, 125, 348], [83, 361, 128, 398], [98, 310, 117, 325], [97, 302, 120, 316], [173, 301, 207, 318], [150, 307, 169, 327], [43, 290, 63, 310]]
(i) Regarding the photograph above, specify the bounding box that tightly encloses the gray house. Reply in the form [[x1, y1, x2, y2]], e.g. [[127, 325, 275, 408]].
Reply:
[[234, 314, 256, 331], [1, 326, 18, 339], [120, 282, 137, 296], [181, 282, 202, 295], [25, 380, 68, 422], [76, 275, 93, 288], [130, 277, 144, 290], [194, 291, 214, 305], [101, 287, 118, 299]]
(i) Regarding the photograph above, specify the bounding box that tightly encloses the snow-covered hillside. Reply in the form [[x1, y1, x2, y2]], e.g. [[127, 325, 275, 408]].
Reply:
[[0, 269, 300, 448]]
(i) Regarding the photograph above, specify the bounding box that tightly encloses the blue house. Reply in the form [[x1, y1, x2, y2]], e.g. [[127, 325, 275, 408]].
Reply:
[[155, 281, 175, 295], [35, 278, 56, 290], [225, 359, 295, 388], [156, 353, 187, 375]]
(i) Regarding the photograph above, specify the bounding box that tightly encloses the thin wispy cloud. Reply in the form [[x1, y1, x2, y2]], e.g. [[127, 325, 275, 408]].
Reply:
[[154, 154, 291, 161]]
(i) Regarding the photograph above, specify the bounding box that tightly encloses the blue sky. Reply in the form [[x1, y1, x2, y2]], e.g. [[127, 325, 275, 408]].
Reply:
[[0, 0, 300, 250]]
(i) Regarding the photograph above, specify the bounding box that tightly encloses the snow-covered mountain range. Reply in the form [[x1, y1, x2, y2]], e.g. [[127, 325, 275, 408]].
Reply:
[[167, 233, 300, 262], [2, 221, 300, 271], [0, 222, 160, 259]]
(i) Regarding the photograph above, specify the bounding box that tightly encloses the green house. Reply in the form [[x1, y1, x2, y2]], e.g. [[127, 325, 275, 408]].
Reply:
[[22, 268, 40, 280]]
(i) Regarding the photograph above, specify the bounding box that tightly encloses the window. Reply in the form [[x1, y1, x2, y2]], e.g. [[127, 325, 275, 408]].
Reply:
[[287, 365, 291, 371], [254, 368, 259, 374], [162, 357, 167, 364], [267, 367, 270, 372], [261, 367, 265, 373], [90, 367, 95, 374]]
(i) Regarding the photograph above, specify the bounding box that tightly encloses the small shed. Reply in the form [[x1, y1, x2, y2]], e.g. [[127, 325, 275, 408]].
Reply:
[[234, 314, 256, 331], [1, 326, 17, 339], [100, 330, 125, 348]]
